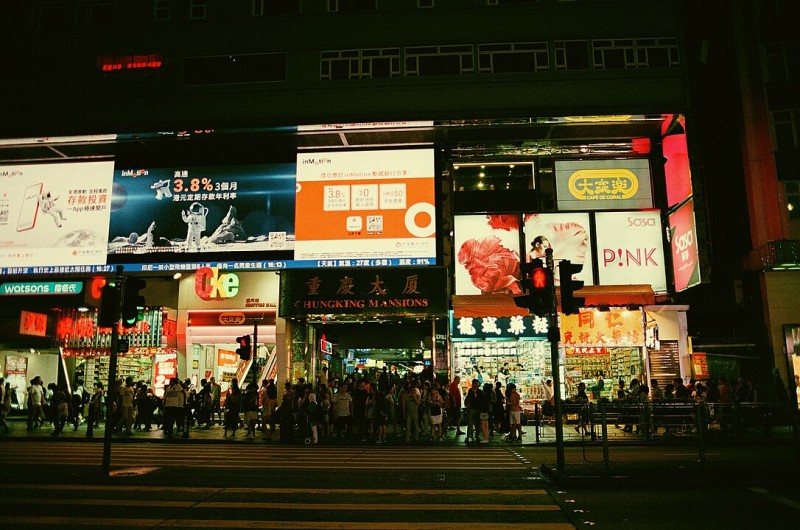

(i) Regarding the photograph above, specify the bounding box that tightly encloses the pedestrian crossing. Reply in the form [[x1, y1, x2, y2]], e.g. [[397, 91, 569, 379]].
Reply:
[[0, 442, 529, 470], [0, 483, 574, 529]]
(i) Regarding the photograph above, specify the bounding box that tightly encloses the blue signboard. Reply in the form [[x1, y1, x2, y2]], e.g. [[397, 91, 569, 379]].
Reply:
[[450, 314, 549, 340]]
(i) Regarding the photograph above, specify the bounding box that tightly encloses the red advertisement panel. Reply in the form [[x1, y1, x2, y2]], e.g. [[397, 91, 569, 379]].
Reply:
[[668, 199, 701, 291]]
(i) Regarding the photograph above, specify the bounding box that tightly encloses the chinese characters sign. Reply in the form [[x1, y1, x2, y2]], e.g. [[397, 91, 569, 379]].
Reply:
[[279, 267, 447, 317], [450, 314, 549, 340], [668, 198, 701, 292], [294, 149, 436, 263], [19, 310, 48, 337], [560, 308, 644, 347], [556, 159, 653, 211]]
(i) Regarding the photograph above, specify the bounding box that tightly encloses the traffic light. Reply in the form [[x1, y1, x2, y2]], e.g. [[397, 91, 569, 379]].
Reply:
[[514, 258, 554, 317], [559, 259, 585, 315], [97, 281, 120, 327], [235, 335, 252, 361], [121, 277, 146, 328]]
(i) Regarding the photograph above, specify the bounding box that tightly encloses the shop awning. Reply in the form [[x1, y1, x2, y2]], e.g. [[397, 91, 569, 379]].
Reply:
[[452, 285, 656, 318], [452, 294, 529, 318], [573, 284, 656, 308]]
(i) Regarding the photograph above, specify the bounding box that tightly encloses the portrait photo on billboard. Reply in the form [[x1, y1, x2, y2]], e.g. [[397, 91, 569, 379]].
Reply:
[[0, 161, 114, 268], [522, 213, 594, 286], [107, 164, 296, 264], [454, 214, 521, 295], [294, 149, 436, 262], [595, 210, 667, 292]]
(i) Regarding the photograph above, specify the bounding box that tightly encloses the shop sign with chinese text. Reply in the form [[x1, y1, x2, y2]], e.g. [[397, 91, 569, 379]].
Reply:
[[560, 308, 644, 347], [556, 159, 653, 211], [280, 267, 447, 317], [450, 314, 549, 340]]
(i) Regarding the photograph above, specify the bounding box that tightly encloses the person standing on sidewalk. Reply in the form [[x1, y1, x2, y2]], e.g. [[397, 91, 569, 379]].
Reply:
[[448, 376, 464, 436], [86, 383, 104, 438], [210, 377, 222, 425], [465, 379, 483, 442], [333, 382, 352, 442], [119, 377, 135, 435], [242, 382, 259, 438], [162, 378, 186, 438], [506, 383, 522, 442], [403, 379, 421, 443], [224, 379, 241, 438], [0, 380, 9, 433]]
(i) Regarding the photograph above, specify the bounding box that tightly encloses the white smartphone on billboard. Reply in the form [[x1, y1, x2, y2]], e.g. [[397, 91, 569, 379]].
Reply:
[[16, 182, 42, 232]]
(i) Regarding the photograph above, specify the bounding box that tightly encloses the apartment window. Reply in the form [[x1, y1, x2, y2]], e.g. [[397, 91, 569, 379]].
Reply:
[[183, 53, 287, 85], [32, 1, 67, 30], [321, 48, 401, 80], [77, 0, 115, 27], [154, 0, 171, 21], [190, 0, 207, 20], [252, 0, 300, 15], [405, 45, 474, 76], [592, 39, 634, 69], [765, 43, 789, 83], [554, 40, 589, 71], [486, 0, 539, 5], [328, 0, 376, 12], [478, 42, 549, 74], [633, 37, 679, 68], [785, 182, 800, 220], [418, 0, 435, 7], [772, 109, 798, 151], [252, 0, 264, 16]]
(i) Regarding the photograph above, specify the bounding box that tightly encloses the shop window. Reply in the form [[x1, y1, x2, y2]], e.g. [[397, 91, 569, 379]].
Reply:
[[32, 1, 67, 30], [554, 40, 589, 71], [772, 109, 798, 151], [190, 0, 207, 20], [452, 162, 534, 192], [405, 45, 474, 76], [183, 52, 287, 85], [76, 0, 115, 27], [785, 181, 800, 221], [328, 0, 376, 12], [478, 42, 550, 74], [154, 0, 171, 21], [320, 48, 401, 80]]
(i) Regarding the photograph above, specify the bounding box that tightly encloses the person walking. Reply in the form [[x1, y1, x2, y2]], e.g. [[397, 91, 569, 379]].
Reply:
[[242, 382, 260, 438], [119, 377, 135, 435], [506, 383, 522, 442], [465, 379, 482, 442], [0, 380, 10, 433], [403, 380, 421, 443], [333, 382, 352, 442], [209, 377, 222, 425], [448, 376, 464, 436], [86, 383, 104, 438]]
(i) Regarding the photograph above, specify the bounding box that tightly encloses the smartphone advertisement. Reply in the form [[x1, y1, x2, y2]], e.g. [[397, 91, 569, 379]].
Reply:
[[0, 161, 114, 268], [294, 149, 436, 264]]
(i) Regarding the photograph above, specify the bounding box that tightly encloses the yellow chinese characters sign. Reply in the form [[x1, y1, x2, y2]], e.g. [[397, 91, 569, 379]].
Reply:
[[560, 308, 644, 347]]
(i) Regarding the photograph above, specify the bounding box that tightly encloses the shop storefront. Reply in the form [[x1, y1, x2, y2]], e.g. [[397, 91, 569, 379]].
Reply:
[[177, 269, 284, 393], [279, 267, 448, 384]]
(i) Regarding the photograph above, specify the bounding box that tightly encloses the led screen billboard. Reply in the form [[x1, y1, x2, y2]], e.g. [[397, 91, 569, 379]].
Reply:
[[0, 161, 114, 269], [107, 164, 296, 263], [595, 210, 667, 292], [455, 214, 521, 295], [523, 213, 594, 286], [294, 149, 436, 265]]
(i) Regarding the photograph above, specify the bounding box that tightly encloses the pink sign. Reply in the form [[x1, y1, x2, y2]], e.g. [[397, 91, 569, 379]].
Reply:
[[153, 352, 178, 398], [668, 199, 701, 291]]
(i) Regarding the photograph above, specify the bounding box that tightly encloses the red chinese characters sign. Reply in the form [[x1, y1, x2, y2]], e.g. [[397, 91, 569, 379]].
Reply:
[[560, 308, 644, 347], [19, 310, 48, 337]]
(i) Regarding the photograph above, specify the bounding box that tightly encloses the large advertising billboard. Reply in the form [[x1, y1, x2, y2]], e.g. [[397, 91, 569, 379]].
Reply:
[[668, 198, 701, 291], [555, 159, 653, 211], [455, 214, 521, 295], [523, 213, 594, 286], [107, 164, 296, 263], [595, 210, 667, 292], [0, 161, 114, 269], [294, 149, 436, 265]]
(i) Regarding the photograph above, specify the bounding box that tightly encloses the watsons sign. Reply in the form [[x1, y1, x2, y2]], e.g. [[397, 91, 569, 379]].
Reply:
[[556, 159, 653, 211], [1, 281, 83, 296]]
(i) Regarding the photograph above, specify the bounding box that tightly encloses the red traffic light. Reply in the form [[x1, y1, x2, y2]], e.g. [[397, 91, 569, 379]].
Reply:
[[531, 268, 549, 290]]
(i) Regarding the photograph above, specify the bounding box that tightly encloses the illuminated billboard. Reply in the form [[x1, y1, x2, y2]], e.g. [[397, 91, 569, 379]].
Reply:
[[0, 161, 114, 269], [555, 159, 653, 211], [523, 213, 594, 286], [668, 198, 701, 291], [595, 210, 667, 292], [455, 214, 521, 295], [294, 149, 436, 265], [107, 164, 296, 263]]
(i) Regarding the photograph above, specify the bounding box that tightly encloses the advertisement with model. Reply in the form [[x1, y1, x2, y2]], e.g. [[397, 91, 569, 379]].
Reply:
[[107, 164, 296, 263], [0, 161, 114, 268], [294, 149, 436, 264]]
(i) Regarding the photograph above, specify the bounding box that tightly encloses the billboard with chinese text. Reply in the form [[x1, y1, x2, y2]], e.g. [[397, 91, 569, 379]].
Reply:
[[668, 198, 701, 291], [294, 149, 436, 265], [555, 159, 653, 211], [0, 161, 114, 268], [107, 164, 296, 264]]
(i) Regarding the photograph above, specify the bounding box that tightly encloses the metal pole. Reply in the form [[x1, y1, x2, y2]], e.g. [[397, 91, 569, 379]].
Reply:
[[253, 318, 260, 386], [545, 248, 566, 474], [102, 266, 124, 476], [601, 403, 610, 471]]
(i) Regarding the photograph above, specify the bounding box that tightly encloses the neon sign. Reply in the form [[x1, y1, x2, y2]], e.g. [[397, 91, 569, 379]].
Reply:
[[195, 266, 240, 300]]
